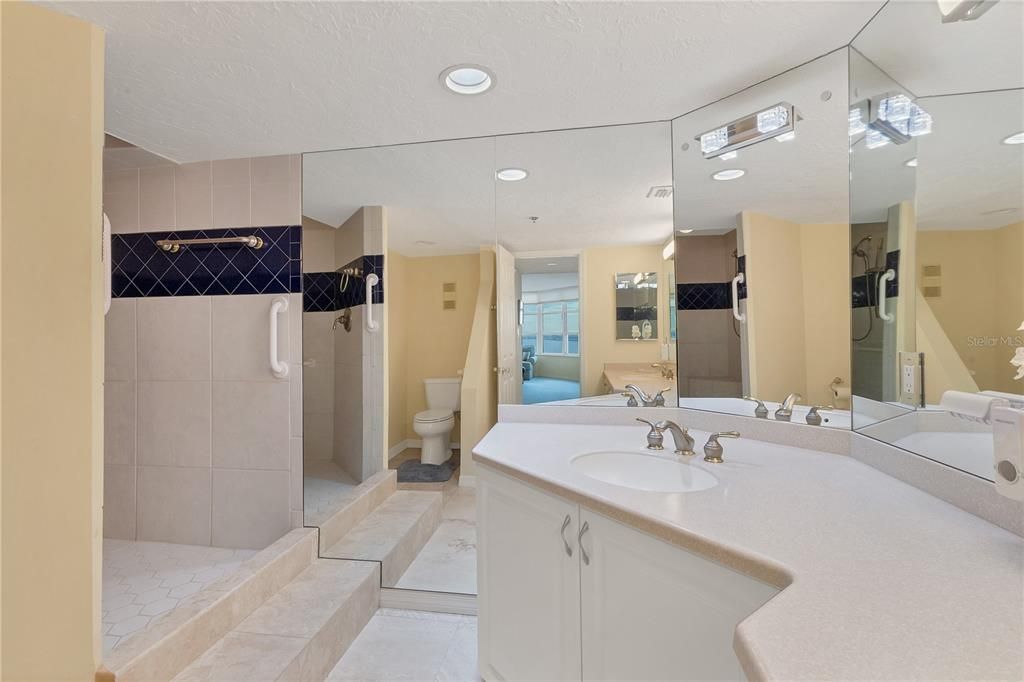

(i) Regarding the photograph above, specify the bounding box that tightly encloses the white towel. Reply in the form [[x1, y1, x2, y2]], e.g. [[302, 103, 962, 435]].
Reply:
[[940, 390, 1007, 424]]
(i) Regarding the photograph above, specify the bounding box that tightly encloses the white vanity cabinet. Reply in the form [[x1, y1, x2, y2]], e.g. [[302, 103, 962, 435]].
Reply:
[[478, 468, 779, 681]]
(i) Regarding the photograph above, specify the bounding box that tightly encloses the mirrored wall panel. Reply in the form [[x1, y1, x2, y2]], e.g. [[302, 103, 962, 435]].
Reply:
[[494, 122, 676, 408], [851, 1, 1024, 479], [671, 50, 851, 427], [302, 137, 496, 595]]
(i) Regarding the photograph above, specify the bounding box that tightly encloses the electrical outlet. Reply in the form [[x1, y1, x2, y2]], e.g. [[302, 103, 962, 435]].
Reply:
[[899, 351, 922, 406]]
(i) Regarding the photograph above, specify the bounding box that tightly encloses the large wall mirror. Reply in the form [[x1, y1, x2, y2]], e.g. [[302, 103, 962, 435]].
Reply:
[[494, 122, 676, 408], [671, 50, 852, 428], [850, 1, 1024, 479]]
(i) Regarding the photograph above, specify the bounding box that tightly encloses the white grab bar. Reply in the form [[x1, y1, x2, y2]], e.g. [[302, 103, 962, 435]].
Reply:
[[878, 269, 896, 322], [269, 296, 290, 378], [366, 273, 380, 332], [731, 273, 746, 322]]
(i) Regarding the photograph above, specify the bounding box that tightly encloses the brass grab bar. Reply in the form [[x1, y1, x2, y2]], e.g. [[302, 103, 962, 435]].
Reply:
[[156, 236, 264, 253]]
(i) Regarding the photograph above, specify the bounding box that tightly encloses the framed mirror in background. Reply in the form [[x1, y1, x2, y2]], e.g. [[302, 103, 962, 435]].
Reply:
[[671, 50, 852, 428], [493, 122, 677, 408], [849, 1, 1024, 480]]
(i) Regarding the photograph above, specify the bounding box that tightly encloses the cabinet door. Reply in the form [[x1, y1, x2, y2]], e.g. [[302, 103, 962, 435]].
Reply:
[[478, 470, 581, 681], [579, 509, 778, 681]]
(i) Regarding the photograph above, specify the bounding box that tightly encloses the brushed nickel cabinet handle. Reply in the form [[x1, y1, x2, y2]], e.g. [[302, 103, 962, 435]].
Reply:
[[578, 521, 590, 565], [560, 514, 573, 557]]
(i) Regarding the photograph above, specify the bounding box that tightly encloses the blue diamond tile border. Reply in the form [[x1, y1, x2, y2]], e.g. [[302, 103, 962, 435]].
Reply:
[[303, 254, 385, 313], [111, 226, 302, 298]]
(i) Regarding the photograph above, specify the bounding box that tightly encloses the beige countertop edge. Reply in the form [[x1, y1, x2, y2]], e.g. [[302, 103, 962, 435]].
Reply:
[[473, 454, 793, 590]]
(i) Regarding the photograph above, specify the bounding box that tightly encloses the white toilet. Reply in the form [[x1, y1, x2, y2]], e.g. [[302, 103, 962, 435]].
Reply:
[[413, 377, 462, 465]]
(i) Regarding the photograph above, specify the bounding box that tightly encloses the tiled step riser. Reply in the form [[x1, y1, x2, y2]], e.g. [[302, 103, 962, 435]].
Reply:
[[381, 499, 443, 586], [109, 529, 318, 682], [317, 471, 397, 551]]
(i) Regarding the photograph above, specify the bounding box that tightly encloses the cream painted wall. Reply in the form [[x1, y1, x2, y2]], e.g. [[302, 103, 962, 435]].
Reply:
[[743, 212, 850, 406], [459, 249, 498, 481], [580, 244, 670, 396], [1, 3, 104, 678], [799, 223, 851, 406], [917, 221, 1023, 393], [387, 253, 480, 444]]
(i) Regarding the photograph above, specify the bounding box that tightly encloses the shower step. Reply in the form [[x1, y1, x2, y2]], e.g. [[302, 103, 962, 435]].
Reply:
[[172, 559, 379, 681], [312, 469, 398, 552], [322, 490, 444, 585]]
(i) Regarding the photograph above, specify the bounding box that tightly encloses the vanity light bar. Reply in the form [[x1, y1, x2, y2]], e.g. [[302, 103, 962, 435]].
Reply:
[[696, 102, 798, 159], [850, 93, 933, 148]]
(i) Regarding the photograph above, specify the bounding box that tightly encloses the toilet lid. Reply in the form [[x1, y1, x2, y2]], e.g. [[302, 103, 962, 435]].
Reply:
[[415, 409, 453, 423]]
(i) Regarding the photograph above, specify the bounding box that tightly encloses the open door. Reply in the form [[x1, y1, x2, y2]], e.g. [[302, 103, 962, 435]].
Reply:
[[495, 244, 522, 404]]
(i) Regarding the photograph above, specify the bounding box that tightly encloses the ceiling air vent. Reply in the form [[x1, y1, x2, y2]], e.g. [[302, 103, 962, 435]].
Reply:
[[646, 185, 673, 199]]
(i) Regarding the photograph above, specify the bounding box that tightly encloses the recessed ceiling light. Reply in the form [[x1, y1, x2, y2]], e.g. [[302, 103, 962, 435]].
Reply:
[[981, 207, 1016, 216], [712, 169, 745, 181], [496, 168, 528, 182], [440, 64, 494, 95], [415, 240, 437, 246], [679, 229, 694, 234], [1002, 131, 1024, 145], [904, 158, 918, 168], [546, 262, 559, 266]]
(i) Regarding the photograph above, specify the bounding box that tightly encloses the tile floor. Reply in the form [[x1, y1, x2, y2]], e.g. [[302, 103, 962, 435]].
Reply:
[[395, 487, 476, 594], [102, 539, 256, 654], [303, 459, 359, 522], [327, 609, 478, 681]]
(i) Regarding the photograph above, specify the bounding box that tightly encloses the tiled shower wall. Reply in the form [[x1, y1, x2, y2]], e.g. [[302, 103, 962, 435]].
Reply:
[[103, 155, 304, 550], [301, 208, 385, 483]]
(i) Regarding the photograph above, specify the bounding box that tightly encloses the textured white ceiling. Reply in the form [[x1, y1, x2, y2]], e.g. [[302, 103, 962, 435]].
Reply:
[[41, 0, 883, 162], [854, 0, 1024, 96], [302, 122, 672, 256]]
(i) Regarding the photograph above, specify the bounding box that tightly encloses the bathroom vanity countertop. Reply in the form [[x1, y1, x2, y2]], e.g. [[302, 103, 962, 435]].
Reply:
[[473, 421, 1024, 681]]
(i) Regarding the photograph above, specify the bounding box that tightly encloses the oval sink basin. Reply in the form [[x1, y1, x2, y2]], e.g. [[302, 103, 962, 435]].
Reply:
[[571, 451, 718, 493]]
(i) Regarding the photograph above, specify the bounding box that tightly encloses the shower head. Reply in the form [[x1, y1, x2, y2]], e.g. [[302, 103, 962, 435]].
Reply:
[[853, 235, 873, 258]]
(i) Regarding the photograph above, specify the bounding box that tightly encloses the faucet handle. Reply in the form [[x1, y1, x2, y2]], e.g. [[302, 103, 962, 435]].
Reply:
[[653, 387, 672, 407], [621, 392, 638, 407], [636, 418, 665, 450], [703, 431, 740, 463], [805, 405, 834, 426], [742, 396, 769, 419]]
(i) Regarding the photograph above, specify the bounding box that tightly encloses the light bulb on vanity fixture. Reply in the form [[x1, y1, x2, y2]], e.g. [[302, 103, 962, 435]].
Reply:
[[697, 102, 799, 160]]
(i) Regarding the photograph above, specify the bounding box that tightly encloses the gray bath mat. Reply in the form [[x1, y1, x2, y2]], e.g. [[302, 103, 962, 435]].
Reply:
[[397, 458, 457, 483]]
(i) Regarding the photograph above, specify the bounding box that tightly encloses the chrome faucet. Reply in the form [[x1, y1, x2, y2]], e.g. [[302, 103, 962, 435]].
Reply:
[[703, 431, 740, 463], [742, 396, 769, 419], [805, 405, 833, 426], [775, 393, 803, 421], [651, 363, 675, 379], [635, 418, 694, 456], [657, 420, 695, 456], [625, 384, 671, 407]]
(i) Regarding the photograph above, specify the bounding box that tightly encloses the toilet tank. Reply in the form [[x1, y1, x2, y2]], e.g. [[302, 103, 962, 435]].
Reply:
[[424, 377, 462, 411]]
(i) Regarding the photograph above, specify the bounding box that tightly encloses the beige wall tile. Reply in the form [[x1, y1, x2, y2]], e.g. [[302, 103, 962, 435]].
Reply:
[[212, 184, 251, 228], [302, 365, 333, 415], [103, 190, 140, 234], [303, 412, 333, 462], [251, 155, 291, 185], [137, 380, 212, 467], [251, 182, 299, 227], [105, 380, 136, 466], [137, 296, 212, 380], [302, 313, 335, 365], [175, 161, 212, 188], [289, 437, 303, 512], [104, 464, 136, 540], [105, 298, 137, 381], [104, 168, 139, 195], [288, 293, 303, 364], [212, 158, 250, 186], [139, 167, 176, 230], [290, 362, 303, 437], [137, 465, 212, 545], [211, 381, 290, 470], [176, 182, 213, 230], [211, 294, 288, 381], [211, 469, 291, 549], [301, 223, 337, 273]]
